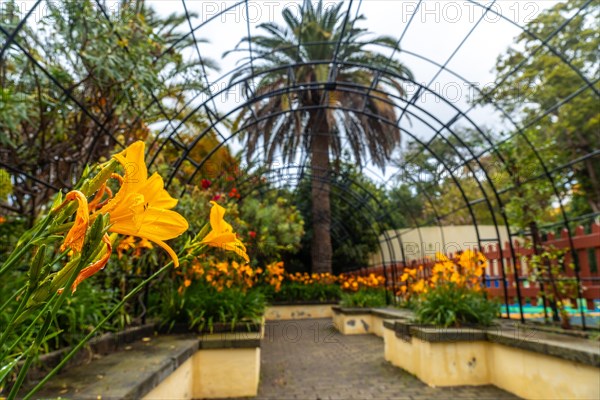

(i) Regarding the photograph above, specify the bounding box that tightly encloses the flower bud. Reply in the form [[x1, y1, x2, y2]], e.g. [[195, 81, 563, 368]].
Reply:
[[28, 245, 46, 289]]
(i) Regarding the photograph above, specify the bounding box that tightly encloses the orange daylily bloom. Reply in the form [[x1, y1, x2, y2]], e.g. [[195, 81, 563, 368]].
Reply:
[[98, 141, 189, 266], [201, 201, 249, 263], [57, 141, 189, 292], [116, 236, 137, 259], [60, 191, 89, 253]]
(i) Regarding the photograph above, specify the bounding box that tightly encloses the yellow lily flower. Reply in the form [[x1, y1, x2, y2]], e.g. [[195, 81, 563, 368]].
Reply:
[[98, 141, 189, 267], [57, 141, 188, 293], [201, 201, 249, 263]]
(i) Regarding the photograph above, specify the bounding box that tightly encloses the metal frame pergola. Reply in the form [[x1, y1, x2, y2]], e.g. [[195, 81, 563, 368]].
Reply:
[[1, 0, 598, 327]]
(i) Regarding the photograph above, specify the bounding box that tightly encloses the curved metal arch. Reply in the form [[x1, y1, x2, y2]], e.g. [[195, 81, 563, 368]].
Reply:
[[163, 78, 499, 228], [155, 55, 592, 322], [167, 93, 484, 232], [4, 0, 595, 209], [169, 97, 488, 273], [166, 81, 527, 314], [152, 0, 597, 99]]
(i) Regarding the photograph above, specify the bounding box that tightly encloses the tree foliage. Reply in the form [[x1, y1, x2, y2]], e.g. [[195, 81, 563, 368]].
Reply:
[[0, 0, 216, 219], [479, 0, 600, 218]]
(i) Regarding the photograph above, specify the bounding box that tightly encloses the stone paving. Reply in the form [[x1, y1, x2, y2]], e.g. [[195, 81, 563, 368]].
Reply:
[[233, 318, 519, 400]]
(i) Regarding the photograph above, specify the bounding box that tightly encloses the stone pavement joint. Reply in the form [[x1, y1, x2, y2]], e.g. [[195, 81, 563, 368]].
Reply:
[[223, 318, 519, 400]]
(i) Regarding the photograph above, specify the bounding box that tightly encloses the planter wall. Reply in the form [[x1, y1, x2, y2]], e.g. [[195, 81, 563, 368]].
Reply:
[[36, 327, 262, 399], [143, 324, 263, 399], [384, 320, 600, 400], [265, 303, 337, 320], [143, 344, 260, 400], [332, 308, 373, 335], [332, 307, 409, 337]]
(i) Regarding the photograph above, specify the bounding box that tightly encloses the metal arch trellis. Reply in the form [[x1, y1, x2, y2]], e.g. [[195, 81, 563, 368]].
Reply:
[[1, 0, 598, 325], [165, 76, 593, 321], [4, 0, 596, 182], [153, 43, 597, 323], [155, 69, 504, 238]]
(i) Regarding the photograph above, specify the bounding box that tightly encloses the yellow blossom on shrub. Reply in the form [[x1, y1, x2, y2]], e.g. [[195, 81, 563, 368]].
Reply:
[[397, 250, 488, 301]]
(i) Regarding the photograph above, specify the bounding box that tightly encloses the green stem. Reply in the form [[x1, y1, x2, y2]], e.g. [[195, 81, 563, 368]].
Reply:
[[7, 312, 53, 400], [23, 261, 174, 400], [0, 286, 25, 314], [2, 293, 58, 361], [0, 242, 33, 278], [3, 244, 98, 394], [0, 288, 33, 350]]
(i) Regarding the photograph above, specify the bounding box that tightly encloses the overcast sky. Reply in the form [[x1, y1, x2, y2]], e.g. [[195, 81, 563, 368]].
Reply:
[[144, 1, 560, 183], [146, 0, 558, 128]]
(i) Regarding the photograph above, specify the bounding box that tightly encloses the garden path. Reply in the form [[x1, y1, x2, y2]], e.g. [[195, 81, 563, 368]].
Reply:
[[231, 318, 519, 400]]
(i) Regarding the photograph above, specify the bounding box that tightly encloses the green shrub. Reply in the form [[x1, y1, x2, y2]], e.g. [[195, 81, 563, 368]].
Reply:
[[340, 288, 387, 308], [264, 281, 342, 303], [415, 284, 499, 327], [154, 282, 266, 333]]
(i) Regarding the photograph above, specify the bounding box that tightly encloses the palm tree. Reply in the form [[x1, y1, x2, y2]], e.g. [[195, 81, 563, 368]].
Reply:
[[226, 1, 413, 273]]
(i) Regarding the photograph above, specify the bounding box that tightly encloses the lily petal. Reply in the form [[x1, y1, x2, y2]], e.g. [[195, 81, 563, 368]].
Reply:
[[60, 191, 90, 253], [71, 234, 112, 293]]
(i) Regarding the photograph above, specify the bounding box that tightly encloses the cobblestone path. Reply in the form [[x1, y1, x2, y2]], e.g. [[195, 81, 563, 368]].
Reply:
[[241, 318, 518, 400]]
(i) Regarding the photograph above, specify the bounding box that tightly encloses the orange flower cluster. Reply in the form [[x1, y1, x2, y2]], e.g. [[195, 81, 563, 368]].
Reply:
[[116, 236, 154, 260], [397, 250, 487, 299], [264, 261, 285, 291], [287, 272, 338, 285], [179, 259, 262, 293], [339, 273, 386, 292], [177, 261, 389, 295]]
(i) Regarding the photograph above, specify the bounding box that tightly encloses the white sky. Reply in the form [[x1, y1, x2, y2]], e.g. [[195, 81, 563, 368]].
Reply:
[[13, 0, 562, 185], [146, 0, 560, 181]]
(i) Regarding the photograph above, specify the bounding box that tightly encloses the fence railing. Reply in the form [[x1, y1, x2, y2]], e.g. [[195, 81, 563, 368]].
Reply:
[[355, 223, 600, 317]]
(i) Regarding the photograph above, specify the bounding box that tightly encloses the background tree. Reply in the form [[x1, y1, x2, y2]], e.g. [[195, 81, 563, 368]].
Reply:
[[479, 0, 599, 217], [396, 129, 499, 226], [289, 160, 393, 274], [227, 0, 413, 273], [0, 0, 216, 221]]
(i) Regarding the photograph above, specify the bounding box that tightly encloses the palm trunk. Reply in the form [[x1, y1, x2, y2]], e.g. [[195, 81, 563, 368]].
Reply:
[[309, 111, 332, 274]]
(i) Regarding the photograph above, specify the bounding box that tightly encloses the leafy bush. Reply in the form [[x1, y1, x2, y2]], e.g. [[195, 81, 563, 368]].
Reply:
[[340, 288, 387, 308], [415, 284, 499, 327], [264, 281, 342, 303], [154, 281, 266, 333]]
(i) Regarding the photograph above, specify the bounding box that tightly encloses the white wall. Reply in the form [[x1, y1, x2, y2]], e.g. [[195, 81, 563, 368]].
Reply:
[[370, 225, 511, 265]]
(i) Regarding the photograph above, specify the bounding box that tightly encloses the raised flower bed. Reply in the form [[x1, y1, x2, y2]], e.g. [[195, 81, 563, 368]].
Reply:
[[265, 301, 338, 320], [383, 318, 599, 399], [34, 332, 261, 400]]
